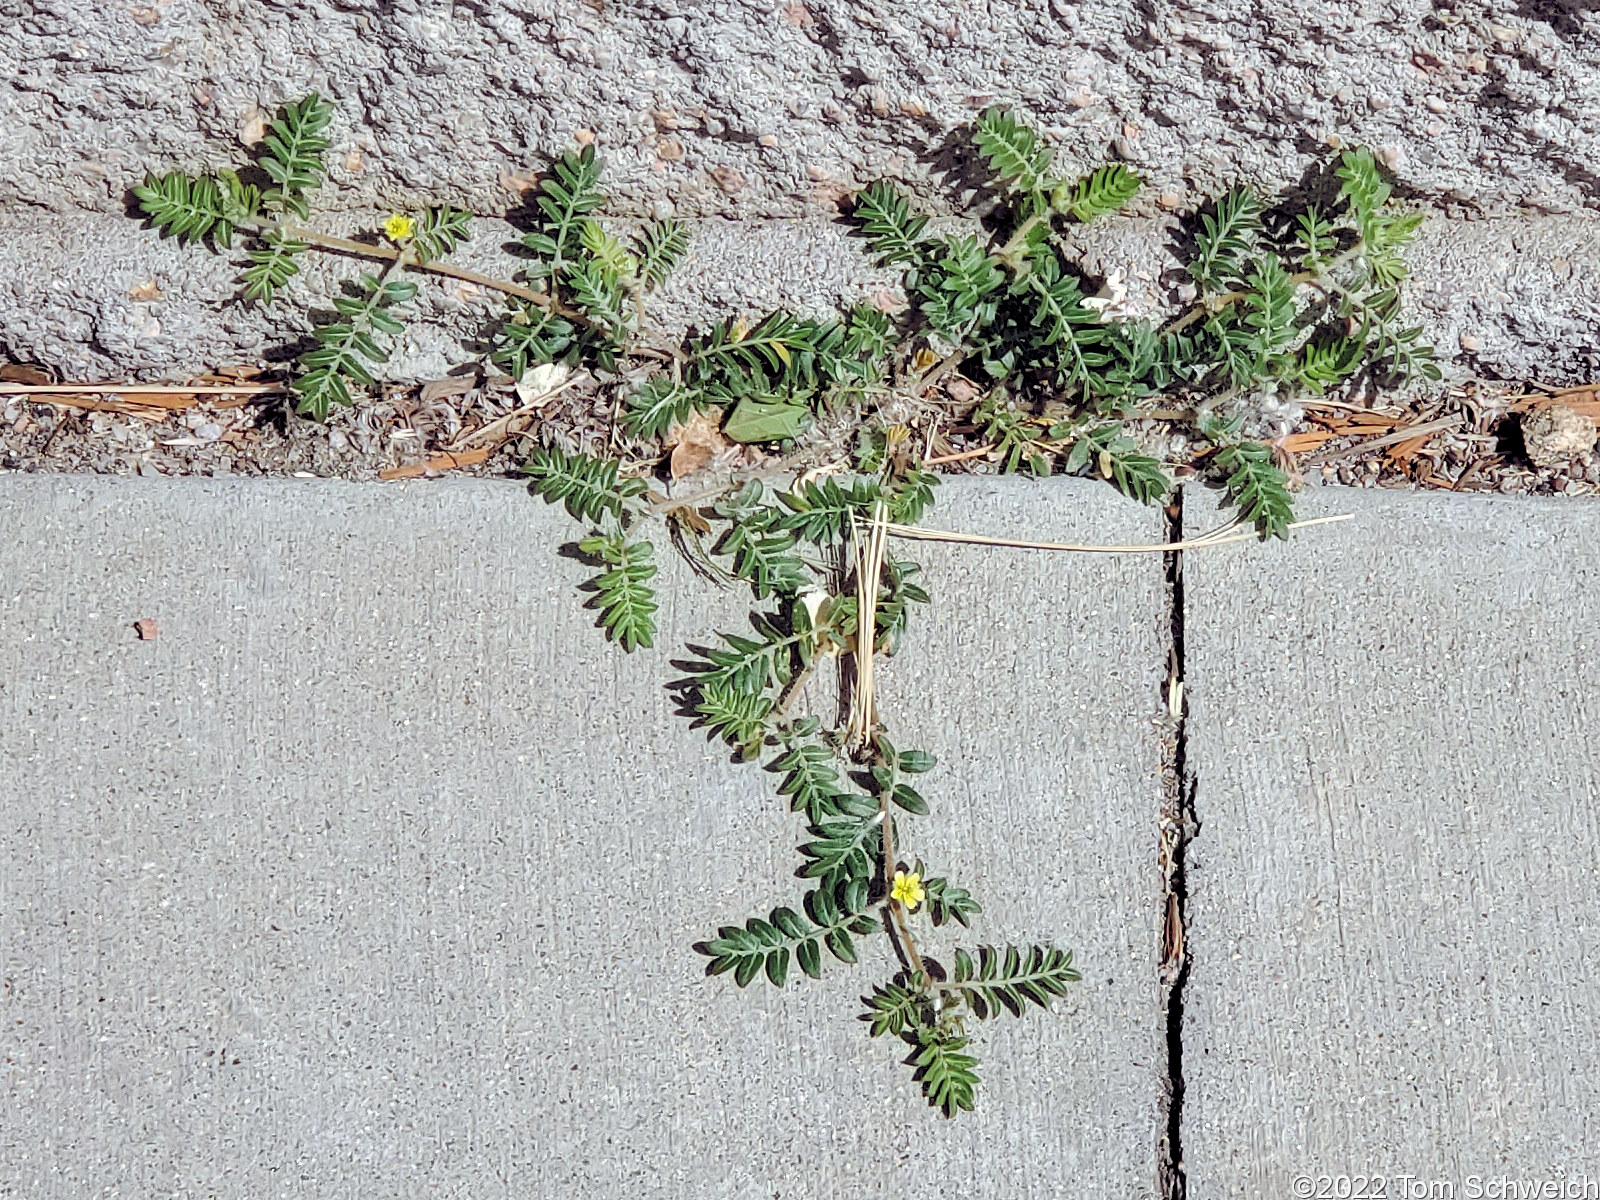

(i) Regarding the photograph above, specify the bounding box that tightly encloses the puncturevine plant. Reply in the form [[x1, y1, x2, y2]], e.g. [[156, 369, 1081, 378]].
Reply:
[[133, 97, 1435, 1116]]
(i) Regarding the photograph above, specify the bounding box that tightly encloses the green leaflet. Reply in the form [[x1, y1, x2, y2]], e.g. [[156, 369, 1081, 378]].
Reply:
[[945, 944, 1081, 1020], [523, 446, 647, 524], [777, 477, 882, 542], [133, 171, 255, 249], [712, 517, 807, 600], [260, 93, 333, 218], [973, 107, 1055, 196], [723, 397, 810, 443], [799, 794, 886, 889], [621, 375, 702, 439], [577, 532, 657, 652], [521, 143, 606, 276], [241, 230, 308, 304], [913, 1027, 980, 1117], [1060, 424, 1170, 505], [1189, 185, 1262, 294], [491, 304, 579, 379], [410, 206, 473, 265], [702, 889, 878, 987], [1054, 163, 1142, 222], [851, 180, 930, 267], [919, 234, 1006, 340], [634, 219, 690, 288], [1211, 436, 1296, 538], [292, 274, 416, 421]]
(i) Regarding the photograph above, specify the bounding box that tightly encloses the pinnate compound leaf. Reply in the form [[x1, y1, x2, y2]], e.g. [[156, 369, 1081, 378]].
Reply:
[[522, 446, 647, 524], [973, 108, 1054, 195], [1056, 163, 1142, 222]]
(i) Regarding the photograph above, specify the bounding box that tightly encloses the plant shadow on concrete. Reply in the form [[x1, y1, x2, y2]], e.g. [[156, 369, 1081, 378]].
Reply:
[[131, 96, 1435, 1117]]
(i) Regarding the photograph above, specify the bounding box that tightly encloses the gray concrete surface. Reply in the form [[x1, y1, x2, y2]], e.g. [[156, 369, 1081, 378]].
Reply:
[[4, 0, 1600, 382], [0, 473, 1168, 1198], [7, 0, 1595, 219], [1181, 482, 1600, 1197]]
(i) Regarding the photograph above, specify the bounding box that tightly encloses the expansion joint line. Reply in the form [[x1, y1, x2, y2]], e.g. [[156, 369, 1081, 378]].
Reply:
[[1160, 492, 1196, 1200]]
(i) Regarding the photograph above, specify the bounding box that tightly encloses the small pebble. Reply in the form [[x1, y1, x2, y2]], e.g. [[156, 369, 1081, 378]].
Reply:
[[1522, 405, 1597, 467], [1425, 96, 1449, 114], [710, 166, 746, 194], [1158, 190, 1184, 210], [656, 137, 684, 161], [573, 128, 595, 146], [1459, 334, 1481, 352]]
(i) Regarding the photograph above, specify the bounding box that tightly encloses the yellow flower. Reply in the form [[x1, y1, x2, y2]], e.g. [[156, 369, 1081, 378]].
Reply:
[[891, 869, 925, 910], [383, 213, 415, 241]]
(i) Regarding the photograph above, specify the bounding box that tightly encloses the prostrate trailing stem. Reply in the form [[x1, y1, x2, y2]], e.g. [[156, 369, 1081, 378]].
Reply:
[[132, 98, 1437, 1117]]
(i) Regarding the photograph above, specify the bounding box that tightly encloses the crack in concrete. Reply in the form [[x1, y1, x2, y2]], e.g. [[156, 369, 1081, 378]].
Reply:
[[1158, 491, 1197, 1200]]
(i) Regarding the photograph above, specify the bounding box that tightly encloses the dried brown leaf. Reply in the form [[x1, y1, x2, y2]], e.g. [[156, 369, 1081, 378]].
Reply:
[[0, 364, 52, 385], [667, 409, 729, 480], [419, 376, 476, 405], [378, 448, 491, 480]]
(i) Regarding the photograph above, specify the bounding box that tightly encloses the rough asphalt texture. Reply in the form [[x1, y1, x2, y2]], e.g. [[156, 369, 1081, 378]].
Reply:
[[1181, 483, 1600, 1196], [2, 1, 1598, 382], [0, 474, 1167, 1198]]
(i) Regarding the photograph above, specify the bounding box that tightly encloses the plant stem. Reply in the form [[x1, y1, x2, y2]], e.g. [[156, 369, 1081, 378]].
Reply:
[[912, 347, 969, 393], [645, 451, 816, 514], [1163, 244, 1367, 337], [878, 780, 927, 979], [772, 664, 815, 721], [241, 216, 590, 322], [994, 210, 1049, 272]]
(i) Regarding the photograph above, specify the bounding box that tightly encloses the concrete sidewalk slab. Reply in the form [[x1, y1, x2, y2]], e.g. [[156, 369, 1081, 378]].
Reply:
[[0, 474, 1167, 1198], [1180, 483, 1600, 1197]]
